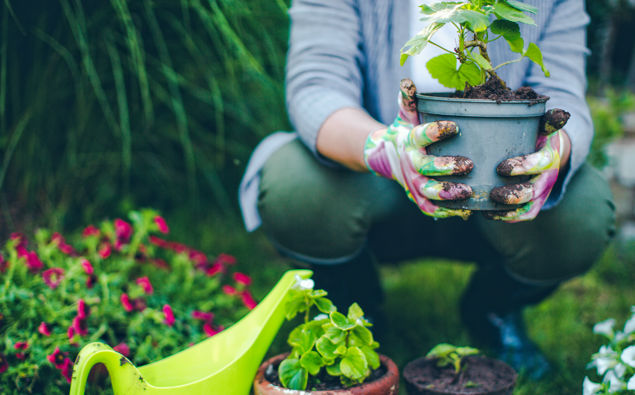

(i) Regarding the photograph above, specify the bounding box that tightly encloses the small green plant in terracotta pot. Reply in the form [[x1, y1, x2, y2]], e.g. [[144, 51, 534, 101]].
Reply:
[[403, 343, 517, 395], [253, 276, 399, 394]]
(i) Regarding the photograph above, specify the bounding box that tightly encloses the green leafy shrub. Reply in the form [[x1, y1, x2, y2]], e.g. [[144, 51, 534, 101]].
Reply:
[[401, 0, 549, 90], [0, 209, 256, 394], [588, 90, 635, 168], [277, 279, 380, 390]]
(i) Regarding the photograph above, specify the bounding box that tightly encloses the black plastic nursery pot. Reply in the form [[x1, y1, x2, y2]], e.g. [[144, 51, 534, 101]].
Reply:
[[417, 93, 548, 211], [403, 355, 517, 395]]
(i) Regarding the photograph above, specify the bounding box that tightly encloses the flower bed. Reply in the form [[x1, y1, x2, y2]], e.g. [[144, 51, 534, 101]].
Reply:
[[0, 210, 256, 393]]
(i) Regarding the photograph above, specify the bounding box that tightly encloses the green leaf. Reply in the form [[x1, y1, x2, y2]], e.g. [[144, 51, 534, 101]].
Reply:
[[469, 52, 493, 71], [326, 362, 342, 377], [300, 351, 325, 376], [400, 23, 444, 65], [349, 326, 373, 347], [505, 0, 538, 14], [316, 336, 338, 361], [284, 294, 307, 320], [335, 344, 348, 355], [455, 346, 480, 357], [455, 9, 490, 32], [360, 345, 381, 370], [340, 347, 369, 382], [330, 311, 355, 330], [311, 289, 327, 298], [279, 358, 308, 390], [492, 2, 535, 25], [427, 53, 484, 89], [490, 20, 523, 53], [314, 297, 336, 314], [426, 343, 457, 359], [347, 303, 364, 322], [524, 42, 550, 77], [323, 324, 346, 344], [426, 53, 462, 90], [288, 324, 318, 353]]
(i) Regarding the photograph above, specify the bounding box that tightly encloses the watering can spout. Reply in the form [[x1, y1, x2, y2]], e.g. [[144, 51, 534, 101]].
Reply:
[[70, 269, 312, 394]]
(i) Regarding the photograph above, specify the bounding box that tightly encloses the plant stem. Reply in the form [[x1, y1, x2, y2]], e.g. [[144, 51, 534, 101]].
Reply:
[[492, 57, 524, 71], [428, 40, 454, 54]]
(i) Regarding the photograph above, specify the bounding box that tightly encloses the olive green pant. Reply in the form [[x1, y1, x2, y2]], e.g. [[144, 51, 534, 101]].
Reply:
[[257, 139, 616, 284]]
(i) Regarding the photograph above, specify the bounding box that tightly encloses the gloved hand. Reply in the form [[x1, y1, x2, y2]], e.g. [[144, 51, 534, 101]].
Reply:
[[363, 79, 474, 219], [488, 109, 570, 222]]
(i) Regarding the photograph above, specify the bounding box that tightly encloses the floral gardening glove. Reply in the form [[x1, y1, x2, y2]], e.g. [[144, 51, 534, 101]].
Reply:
[[364, 79, 474, 219], [487, 109, 570, 222]]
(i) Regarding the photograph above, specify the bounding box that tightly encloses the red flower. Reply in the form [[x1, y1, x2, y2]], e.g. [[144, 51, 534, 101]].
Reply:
[[113, 343, 130, 357], [154, 216, 169, 234], [120, 293, 133, 312], [215, 253, 236, 265], [206, 262, 224, 277], [10, 233, 27, 249], [42, 267, 65, 289], [149, 235, 167, 248], [16, 245, 27, 258], [77, 299, 90, 319], [82, 225, 100, 237], [51, 232, 74, 255], [47, 347, 66, 369], [98, 243, 111, 259], [38, 322, 51, 336], [86, 274, 97, 289], [163, 304, 175, 327], [67, 326, 75, 342], [60, 358, 73, 383], [240, 290, 257, 310], [0, 353, 7, 373], [0, 253, 7, 273], [222, 285, 237, 296], [203, 322, 224, 337], [151, 258, 169, 269], [25, 251, 43, 273], [136, 277, 154, 294], [132, 298, 147, 312], [81, 259, 94, 275], [191, 310, 214, 323], [72, 316, 88, 336], [189, 250, 208, 267], [233, 272, 252, 286], [114, 219, 133, 242], [14, 341, 29, 360], [14, 341, 29, 350]]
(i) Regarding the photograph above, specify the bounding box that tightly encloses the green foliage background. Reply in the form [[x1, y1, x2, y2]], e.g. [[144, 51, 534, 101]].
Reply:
[[0, 0, 290, 231]]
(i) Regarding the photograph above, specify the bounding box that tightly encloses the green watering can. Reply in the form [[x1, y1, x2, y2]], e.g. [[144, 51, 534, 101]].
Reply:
[[69, 269, 312, 395]]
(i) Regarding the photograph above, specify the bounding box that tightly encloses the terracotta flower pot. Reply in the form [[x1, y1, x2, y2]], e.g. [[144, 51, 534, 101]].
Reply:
[[253, 353, 399, 395], [403, 355, 517, 395]]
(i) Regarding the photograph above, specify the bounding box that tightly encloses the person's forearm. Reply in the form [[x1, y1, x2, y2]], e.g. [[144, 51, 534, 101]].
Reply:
[[316, 107, 386, 172]]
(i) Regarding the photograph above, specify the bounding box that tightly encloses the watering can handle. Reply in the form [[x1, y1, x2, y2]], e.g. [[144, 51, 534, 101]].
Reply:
[[69, 342, 146, 395]]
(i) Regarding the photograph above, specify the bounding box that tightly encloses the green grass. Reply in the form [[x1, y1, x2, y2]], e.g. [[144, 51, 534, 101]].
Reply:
[[165, 212, 634, 395]]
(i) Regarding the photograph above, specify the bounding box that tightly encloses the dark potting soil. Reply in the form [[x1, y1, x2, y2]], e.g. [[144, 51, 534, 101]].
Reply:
[[264, 358, 387, 391], [404, 356, 516, 394], [453, 76, 548, 104]]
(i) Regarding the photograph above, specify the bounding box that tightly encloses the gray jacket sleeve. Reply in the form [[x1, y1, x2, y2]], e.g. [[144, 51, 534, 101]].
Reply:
[[285, 0, 365, 156], [525, 0, 592, 208]]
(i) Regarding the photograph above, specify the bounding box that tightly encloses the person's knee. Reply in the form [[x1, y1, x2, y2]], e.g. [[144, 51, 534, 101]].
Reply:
[[489, 164, 616, 283], [257, 139, 372, 260]]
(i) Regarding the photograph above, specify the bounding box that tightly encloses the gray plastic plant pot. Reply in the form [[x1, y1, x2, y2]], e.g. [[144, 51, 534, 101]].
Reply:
[[417, 92, 548, 211]]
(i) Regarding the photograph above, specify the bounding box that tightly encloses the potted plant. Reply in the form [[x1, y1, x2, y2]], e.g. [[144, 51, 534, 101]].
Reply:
[[403, 343, 517, 395], [253, 277, 399, 394], [401, 0, 567, 211]]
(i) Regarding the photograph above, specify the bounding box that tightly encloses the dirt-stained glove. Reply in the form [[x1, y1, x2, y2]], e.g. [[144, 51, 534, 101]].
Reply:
[[487, 109, 570, 222], [363, 79, 474, 219]]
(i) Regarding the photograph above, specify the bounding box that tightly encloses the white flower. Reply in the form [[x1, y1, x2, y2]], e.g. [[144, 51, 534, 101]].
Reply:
[[583, 376, 603, 395], [627, 375, 635, 391], [614, 362, 626, 378], [313, 313, 328, 321], [293, 275, 314, 290], [594, 318, 616, 338], [604, 370, 625, 393], [621, 345, 635, 368], [590, 345, 618, 375]]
